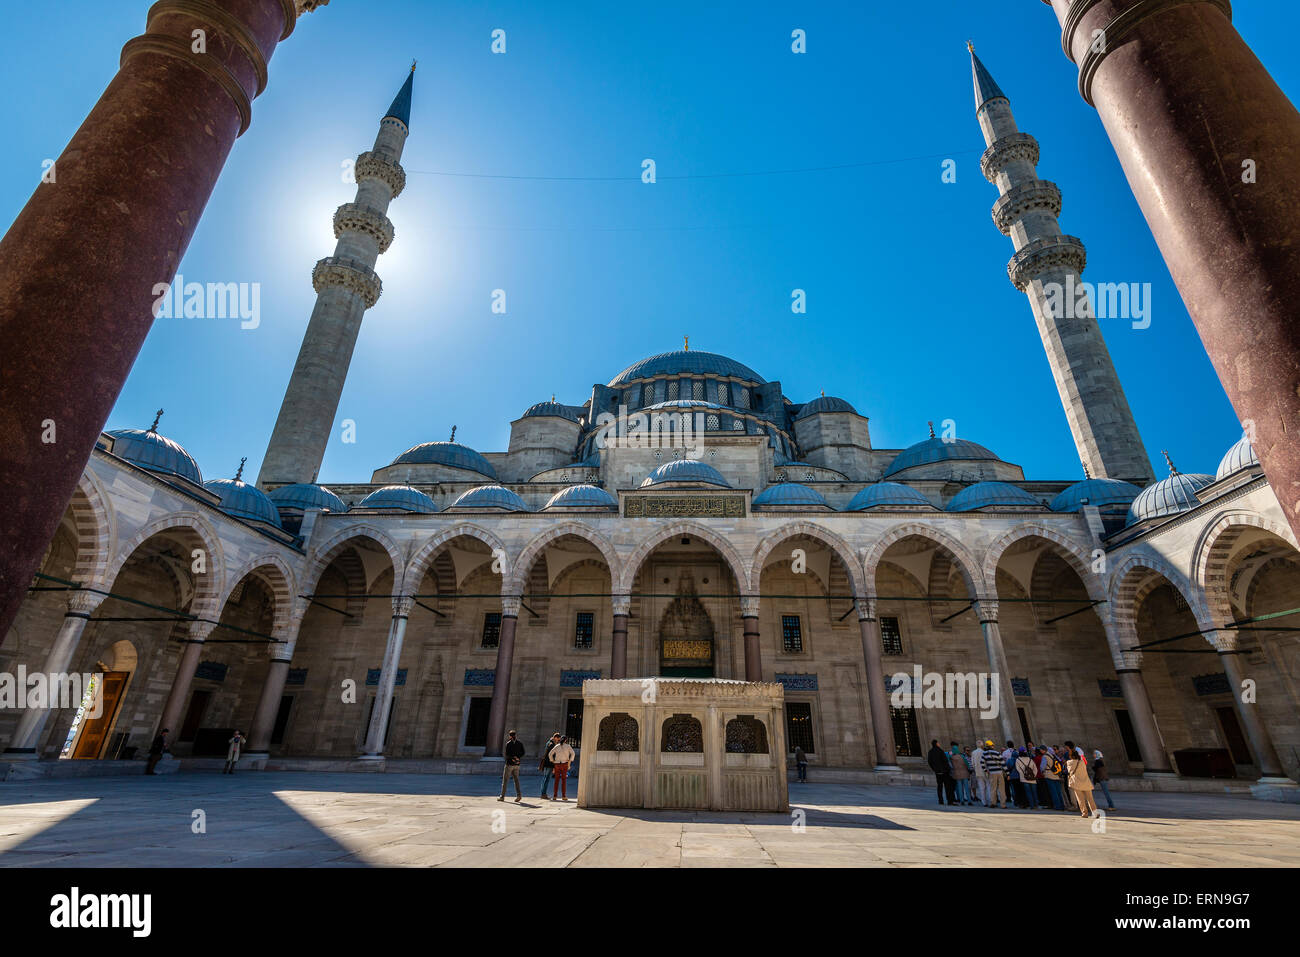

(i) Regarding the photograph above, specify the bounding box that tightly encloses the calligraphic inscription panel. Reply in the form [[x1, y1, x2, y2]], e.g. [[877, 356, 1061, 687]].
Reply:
[[624, 495, 745, 518]]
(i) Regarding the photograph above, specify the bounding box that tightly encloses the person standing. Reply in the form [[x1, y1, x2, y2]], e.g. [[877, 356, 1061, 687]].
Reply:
[[927, 739, 956, 805], [1039, 746, 1065, 811], [982, 742, 1007, 808], [1091, 749, 1116, 810], [538, 731, 561, 799], [1013, 748, 1038, 809], [223, 730, 244, 774], [794, 744, 808, 783], [499, 730, 525, 803], [1055, 746, 1077, 810], [549, 735, 576, 802], [971, 741, 989, 806], [949, 742, 971, 805], [145, 727, 169, 775], [1067, 749, 1098, 818]]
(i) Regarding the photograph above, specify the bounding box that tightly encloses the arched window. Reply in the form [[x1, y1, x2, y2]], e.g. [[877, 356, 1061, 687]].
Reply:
[[597, 713, 639, 751], [725, 715, 769, 753], [661, 714, 703, 752]]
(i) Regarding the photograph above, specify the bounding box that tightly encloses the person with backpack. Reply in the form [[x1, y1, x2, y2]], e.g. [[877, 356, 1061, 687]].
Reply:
[[1091, 749, 1116, 810], [949, 742, 972, 805], [982, 741, 1008, 808], [927, 739, 957, 805], [1038, 746, 1066, 810], [1055, 746, 1077, 809], [1014, 748, 1038, 808]]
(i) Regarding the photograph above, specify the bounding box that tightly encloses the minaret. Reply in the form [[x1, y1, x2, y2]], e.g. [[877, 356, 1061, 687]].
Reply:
[[258, 66, 415, 488], [970, 45, 1154, 486]]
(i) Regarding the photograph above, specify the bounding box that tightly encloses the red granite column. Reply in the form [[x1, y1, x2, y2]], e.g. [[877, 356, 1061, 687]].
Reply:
[[740, 597, 762, 682], [611, 595, 630, 679], [1043, 0, 1300, 541], [0, 0, 311, 641], [483, 598, 519, 759]]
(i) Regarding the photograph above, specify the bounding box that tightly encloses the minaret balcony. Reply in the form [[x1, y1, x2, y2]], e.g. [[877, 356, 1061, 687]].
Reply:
[[354, 150, 407, 198], [980, 132, 1040, 183], [333, 202, 395, 253], [991, 179, 1063, 235], [312, 256, 383, 307], [1006, 235, 1087, 291]]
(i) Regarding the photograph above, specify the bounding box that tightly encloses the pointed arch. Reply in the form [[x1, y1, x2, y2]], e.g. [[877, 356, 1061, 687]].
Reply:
[[104, 511, 225, 616], [861, 521, 985, 598], [749, 521, 864, 596], [982, 522, 1105, 605], [1191, 509, 1299, 624], [404, 523, 509, 594], [68, 469, 113, 587], [301, 523, 405, 599], [216, 553, 298, 636], [1109, 549, 1214, 638], [509, 522, 621, 595], [618, 521, 750, 595]]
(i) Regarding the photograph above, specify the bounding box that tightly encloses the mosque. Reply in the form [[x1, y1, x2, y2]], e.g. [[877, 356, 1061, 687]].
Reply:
[[2, 52, 1297, 794]]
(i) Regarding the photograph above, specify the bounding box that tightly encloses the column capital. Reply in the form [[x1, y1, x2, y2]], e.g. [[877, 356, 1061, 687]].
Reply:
[[187, 620, 217, 642], [1113, 650, 1144, 671], [391, 595, 413, 618], [611, 594, 631, 616], [501, 595, 521, 618], [855, 597, 876, 621], [975, 598, 999, 623], [65, 590, 106, 616], [739, 595, 760, 618], [1207, 628, 1240, 654]]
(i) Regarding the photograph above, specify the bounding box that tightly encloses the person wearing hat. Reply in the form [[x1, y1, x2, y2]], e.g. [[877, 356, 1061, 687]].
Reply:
[[499, 730, 525, 803], [538, 731, 562, 799], [981, 740, 1008, 808]]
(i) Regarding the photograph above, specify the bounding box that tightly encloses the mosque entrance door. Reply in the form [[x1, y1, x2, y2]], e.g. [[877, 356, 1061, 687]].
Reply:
[[72, 671, 129, 759], [657, 572, 715, 678]]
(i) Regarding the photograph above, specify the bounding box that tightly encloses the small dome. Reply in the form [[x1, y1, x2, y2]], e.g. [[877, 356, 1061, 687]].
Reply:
[[1049, 477, 1143, 513], [885, 436, 1001, 477], [449, 484, 528, 511], [358, 484, 439, 513], [1126, 472, 1214, 525], [947, 481, 1043, 512], [543, 484, 617, 510], [795, 396, 857, 419], [640, 459, 730, 488], [522, 401, 581, 423], [608, 350, 765, 386], [267, 483, 347, 513], [1216, 436, 1260, 481], [846, 482, 933, 511], [106, 429, 203, 485], [204, 478, 282, 528], [752, 483, 828, 508], [389, 441, 497, 479]]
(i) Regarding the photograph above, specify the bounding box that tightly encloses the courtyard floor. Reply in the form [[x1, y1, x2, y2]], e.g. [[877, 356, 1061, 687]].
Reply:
[[1, 772, 1298, 867]]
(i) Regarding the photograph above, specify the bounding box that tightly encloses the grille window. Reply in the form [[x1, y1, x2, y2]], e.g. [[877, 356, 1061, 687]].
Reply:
[[880, 616, 903, 655], [706, 414, 720, 431], [731, 417, 743, 431], [891, 707, 921, 757], [785, 702, 815, 753], [574, 612, 594, 649], [643, 383, 656, 407], [737, 385, 750, 408], [481, 613, 501, 649], [781, 615, 803, 653], [692, 380, 705, 401], [667, 379, 679, 401], [715, 381, 729, 405]]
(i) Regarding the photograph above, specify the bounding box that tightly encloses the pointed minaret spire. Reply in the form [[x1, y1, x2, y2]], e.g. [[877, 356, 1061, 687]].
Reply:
[[971, 46, 1154, 487], [258, 67, 416, 489], [148, 408, 164, 434]]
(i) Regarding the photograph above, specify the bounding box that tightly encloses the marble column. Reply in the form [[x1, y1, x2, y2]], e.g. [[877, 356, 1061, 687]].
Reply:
[[245, 617, 303, 756], [855, 599, 899, 770], [740, 596, 762, 682], [483, 596, 520, 759], [610, 594, 630, 679], [1044, 0, 1300, 544], [1115, 665, 1173, 775], [158, 620, 218, 738], [360, 596, 411, 758], [975, 600, 1020, 745], [0, 0, 320, 642], [1214, 634, 1287, 779], [3, 590, 106, 757]]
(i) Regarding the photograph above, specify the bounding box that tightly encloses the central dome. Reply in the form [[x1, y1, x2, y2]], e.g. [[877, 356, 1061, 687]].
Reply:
[[389, 441, 497, 479], [641, 459, 730, 488], [608, 350, 765, 386]]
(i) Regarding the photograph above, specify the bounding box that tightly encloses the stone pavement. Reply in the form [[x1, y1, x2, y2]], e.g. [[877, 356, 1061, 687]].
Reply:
[[1, 772, 1298, 867]]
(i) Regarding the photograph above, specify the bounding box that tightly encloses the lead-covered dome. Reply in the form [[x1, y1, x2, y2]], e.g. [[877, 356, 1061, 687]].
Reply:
[[1049, 477, 1142, 513], [358, 484, 439, 513], [640, 459, 730, 488], [522, 401, 581, 423], [1216, 436, 1260, 481], [449, 484, 528, 511], [389, 441, 497, 479], [1126, 472, 1213, 525], [947, 481, 1043, 512], [543, 484, 617, 510], [106, 429, 203, 485], [268, 483, 347, 513], [608, 350, 765, 386], [795, 396, 857, 419], [845, 482, 934, 511], [204, 478, 281, 527], [884, 436, 1000, 477], [752, 483, 828, 508]]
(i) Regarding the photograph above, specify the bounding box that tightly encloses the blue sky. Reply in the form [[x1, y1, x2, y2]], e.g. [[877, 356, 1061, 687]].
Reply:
[[5, 1, 1296, 485]]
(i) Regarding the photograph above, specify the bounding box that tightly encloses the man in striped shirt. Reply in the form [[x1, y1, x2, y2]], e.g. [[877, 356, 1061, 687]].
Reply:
[[983, 741, 1008, 808]]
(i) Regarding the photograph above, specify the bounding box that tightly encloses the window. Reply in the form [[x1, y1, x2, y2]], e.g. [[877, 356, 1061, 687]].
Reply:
[[890, 707, 921, 757], [736, 385, 750, 409], [643, 383, 656, 407], [785, 702, 815, 753], [464, 696, 492, 747], [692, 379, 705, 401], [781, 615, 803, 653], [574, 611, 594, 649], [565, 699, 584, 743], [667, 379, 679, 401], [880, 616, 903, 655], [715, 381, 729, 405], [706, 414, 719, 431], [481, 612, 501, 649]]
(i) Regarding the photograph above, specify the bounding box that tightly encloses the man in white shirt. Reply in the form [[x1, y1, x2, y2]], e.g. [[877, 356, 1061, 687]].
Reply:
[[971, 741, 989, 806], [548, 735, 577, 802]]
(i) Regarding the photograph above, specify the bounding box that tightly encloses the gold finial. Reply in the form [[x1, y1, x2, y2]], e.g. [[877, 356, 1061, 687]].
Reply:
[[820, 389, 825, 397], [967, 40, 974, 54], [927, 421, 936, 439], [551, 394, 556, 402], [411, 59, 417, 72], [1161, 449, 1178, 475], [683, 336, 689, 352]]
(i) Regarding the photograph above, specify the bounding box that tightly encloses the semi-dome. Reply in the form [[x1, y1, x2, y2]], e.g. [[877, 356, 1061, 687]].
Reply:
[[1126, 472, 1213, 525], [522, 401, 581, 423], [449, 484, 528, 511], [105, 428, 203, 485], [1216, 436, 1260, 481], [358, 484, 439, 513], [608, 350, 765, 386], [204, 478, 281, 527], [267, 483, 347, 513], [389, 441, 497, 479], [542, 484, 617, 510], [884, 436, 1001, 477], [643, 399, 726, 412], [947, 481, 1043, 512], [795, 396, 857, 419], [1049, 477, 1143, 513], [640, 459, 730, 488], [752, 483, 828, 508], [845, 482, 934, 511]]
